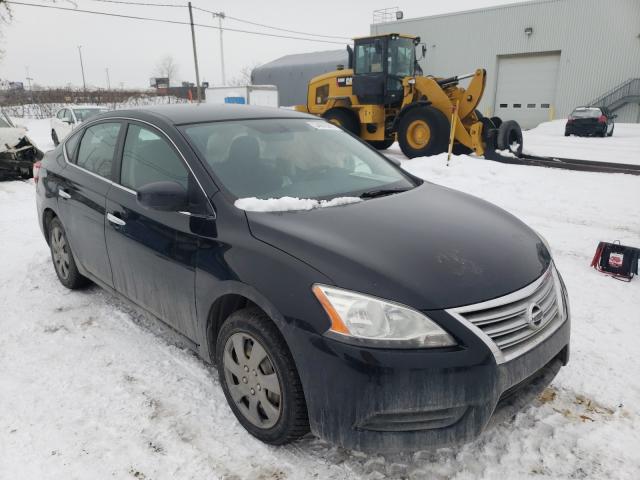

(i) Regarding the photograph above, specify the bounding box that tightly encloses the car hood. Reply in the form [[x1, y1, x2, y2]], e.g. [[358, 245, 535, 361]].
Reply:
[[244, 183, 551, 310], [0, 127, 28, 151]]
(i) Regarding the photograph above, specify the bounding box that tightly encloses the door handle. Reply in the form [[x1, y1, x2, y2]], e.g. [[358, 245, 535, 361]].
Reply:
[[58, 189, 71, 199], [107, 212, 126, 226]]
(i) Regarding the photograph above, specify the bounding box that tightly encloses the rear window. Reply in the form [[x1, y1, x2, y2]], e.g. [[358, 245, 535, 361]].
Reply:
[[571, 107, 601, 118]]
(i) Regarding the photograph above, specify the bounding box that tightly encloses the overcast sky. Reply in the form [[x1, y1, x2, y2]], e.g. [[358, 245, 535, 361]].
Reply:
[[1, 0, 529, 89]]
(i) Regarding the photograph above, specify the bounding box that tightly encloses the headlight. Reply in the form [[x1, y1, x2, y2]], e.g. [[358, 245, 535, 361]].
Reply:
[[312, 284, 456, 348], [535, 229, 553, 257], [551, 265, 569, 321]]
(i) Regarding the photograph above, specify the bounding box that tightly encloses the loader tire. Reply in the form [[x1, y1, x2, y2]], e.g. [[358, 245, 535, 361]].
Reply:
[[398, 106, 449, 158], [490, 116, 503, 128], [367, 138, 395, 150], [497, 120, 523, 157], [322, 109, 360, 136]]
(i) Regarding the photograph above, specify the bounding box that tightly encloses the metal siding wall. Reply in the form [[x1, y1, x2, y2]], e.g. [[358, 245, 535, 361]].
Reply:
[[372, 0, 640, 123]]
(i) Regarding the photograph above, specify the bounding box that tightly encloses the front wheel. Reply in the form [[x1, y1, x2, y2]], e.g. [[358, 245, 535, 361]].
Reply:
[[216, 308, 309, 445], [397, 106, 450, 158]]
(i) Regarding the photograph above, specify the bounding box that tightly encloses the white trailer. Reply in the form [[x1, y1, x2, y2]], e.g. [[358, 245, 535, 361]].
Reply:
[[204, 85, 279, 108]]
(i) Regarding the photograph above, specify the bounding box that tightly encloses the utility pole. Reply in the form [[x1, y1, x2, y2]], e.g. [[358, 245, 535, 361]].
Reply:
[[217, 12, 226, 85], [105, 68, 111, 90], [78, 45, 87, 101], [25, 66, 34, 104], [188, 2, 202, 102]]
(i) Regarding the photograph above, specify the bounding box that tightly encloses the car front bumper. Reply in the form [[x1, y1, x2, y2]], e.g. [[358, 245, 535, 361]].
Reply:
[[290, 310, 570, 453]]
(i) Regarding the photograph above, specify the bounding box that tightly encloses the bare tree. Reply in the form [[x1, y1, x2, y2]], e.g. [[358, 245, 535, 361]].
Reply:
[[227, 63, 261, 87], [154, 55, 179, 85]]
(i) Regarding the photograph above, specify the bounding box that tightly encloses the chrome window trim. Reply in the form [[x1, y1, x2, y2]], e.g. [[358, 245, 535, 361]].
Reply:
[[446, 264, 567, 365], [61, 116, 215, 218]]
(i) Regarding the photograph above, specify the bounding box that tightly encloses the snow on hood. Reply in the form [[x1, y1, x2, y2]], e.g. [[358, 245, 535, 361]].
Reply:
[[0, 127, 27, 151], [234, 196, 362, 212]]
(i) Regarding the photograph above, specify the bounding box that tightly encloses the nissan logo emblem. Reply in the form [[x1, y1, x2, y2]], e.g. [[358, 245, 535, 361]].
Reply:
[[527, 303, 544, 329]]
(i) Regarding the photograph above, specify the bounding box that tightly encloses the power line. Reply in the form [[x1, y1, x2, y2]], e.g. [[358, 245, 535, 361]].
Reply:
[[192, 6, 351, 40], [83, 0, 183, 7], [6, 1, 347, 44], [83, 0, 352, 40]]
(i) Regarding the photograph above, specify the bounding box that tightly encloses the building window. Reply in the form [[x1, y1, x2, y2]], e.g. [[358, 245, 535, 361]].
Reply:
[[513, 104, 522, 108], [499, 104, 508, 108], [541, 103, 550, 108], [527, 104, 536, 108]]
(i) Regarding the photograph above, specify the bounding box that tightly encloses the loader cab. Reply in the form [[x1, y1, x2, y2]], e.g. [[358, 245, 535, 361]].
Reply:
[[352, 34, 419, 106]]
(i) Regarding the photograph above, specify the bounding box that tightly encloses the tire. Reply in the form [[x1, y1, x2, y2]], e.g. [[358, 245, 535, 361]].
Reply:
[[216, 308, 309, 445], [497, 120, 523, 157], [51, 130, 59, 146], [322, 108, 360, 136], [397, 106, 450, 158], [607, 124, 614, 137], [367, 138, 395, 150], [490, 116, 503, 128], [48, 217, 90, 289]]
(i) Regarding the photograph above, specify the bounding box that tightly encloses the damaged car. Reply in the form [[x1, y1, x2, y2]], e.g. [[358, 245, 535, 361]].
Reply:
[[0, 112, 43, 179]]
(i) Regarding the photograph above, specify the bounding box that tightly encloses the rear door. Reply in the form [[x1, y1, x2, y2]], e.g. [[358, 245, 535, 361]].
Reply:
[[56, 121, 123, 286], [105, 121, 211, 338]]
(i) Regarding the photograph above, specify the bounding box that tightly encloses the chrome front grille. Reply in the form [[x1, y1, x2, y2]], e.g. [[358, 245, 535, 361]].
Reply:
[[449, 267, 565, 362]]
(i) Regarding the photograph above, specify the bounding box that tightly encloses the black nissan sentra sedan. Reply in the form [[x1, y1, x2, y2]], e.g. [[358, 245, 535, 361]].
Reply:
[[35, 104, 570, 452]]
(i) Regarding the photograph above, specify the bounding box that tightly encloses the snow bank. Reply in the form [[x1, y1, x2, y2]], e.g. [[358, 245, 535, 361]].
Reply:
[[235, 196, 361, 212]]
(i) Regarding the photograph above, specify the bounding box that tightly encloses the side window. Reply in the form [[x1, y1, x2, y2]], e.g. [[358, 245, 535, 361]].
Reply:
[[76, 122, 121, 179], [315, 84, 329, 105], [57, 109, 66, 120], [64, 129, 83, 160], [355, 39, 384, 74], [63, 109, 74, 122], [120, 124, 189, 191]]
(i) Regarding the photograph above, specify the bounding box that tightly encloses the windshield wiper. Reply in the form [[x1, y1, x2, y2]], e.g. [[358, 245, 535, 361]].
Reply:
[[359, 188, 410, 199]]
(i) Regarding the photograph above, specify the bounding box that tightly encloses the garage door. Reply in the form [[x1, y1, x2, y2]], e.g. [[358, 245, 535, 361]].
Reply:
[[494, 53, 560, 129]]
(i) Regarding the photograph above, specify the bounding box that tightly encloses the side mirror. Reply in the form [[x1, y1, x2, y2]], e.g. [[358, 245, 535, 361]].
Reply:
[[137, 181, 189, 211], [421, 44, 427, 59]]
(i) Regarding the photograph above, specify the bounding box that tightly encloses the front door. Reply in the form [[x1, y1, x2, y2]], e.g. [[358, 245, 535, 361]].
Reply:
[[105, 121, 211, 338], [56, 121, 122, 286]]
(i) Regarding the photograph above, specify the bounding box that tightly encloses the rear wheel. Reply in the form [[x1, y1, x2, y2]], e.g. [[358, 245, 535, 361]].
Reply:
[[51, 130, 59, 146], [497, 120, 523, 157], [322, 108, 360, 136], [398, 106, 449, 158], [367, 138, 395, 150], [48, 217, 90, 289], [216, 308, 309, 445]]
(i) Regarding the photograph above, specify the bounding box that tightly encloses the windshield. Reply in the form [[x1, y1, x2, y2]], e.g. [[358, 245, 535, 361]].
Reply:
[[73, 108, 108, 122], [181, 118, 415, 201], [571, 108, 601, 118]]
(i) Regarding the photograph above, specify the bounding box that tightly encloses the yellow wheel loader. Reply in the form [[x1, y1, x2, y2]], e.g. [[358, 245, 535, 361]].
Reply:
[[295, 34, 523, 160]]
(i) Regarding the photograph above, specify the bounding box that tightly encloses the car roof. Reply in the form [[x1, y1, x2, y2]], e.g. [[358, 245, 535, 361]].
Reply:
[[101, 103, 316, 126]]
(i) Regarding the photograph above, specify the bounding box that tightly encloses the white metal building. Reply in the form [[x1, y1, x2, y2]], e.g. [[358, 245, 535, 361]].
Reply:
[[372, 0, 640, 127]]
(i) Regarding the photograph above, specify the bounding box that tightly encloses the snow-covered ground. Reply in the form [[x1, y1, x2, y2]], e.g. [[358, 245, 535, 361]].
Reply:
[[1, 119, 640, 479], [522, 120, 640, 166]]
